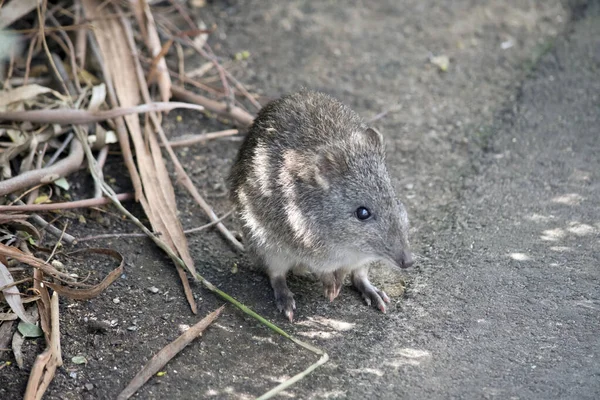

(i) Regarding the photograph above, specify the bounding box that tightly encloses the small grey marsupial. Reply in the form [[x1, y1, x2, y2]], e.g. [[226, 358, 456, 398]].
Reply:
[[229, 90, 413, 321]]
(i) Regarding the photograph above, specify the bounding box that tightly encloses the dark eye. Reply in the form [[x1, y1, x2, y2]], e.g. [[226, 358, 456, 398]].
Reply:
[[356, 207, 371, 220]]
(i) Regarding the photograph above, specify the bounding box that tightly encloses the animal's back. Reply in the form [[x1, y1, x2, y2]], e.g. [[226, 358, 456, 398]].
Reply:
[[229, 90, 365, 192]]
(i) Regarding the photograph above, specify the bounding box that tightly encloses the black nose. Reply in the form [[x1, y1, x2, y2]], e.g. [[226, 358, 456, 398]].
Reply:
[[400, 250, 414, 268]]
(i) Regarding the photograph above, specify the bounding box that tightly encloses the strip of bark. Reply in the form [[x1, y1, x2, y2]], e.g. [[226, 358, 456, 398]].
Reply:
[[0, 102, 203, 124], [0, 139, 83, 197], [166, 129, 238, 147], [117, 305, 225, 400], [0, 193, 132, 212]]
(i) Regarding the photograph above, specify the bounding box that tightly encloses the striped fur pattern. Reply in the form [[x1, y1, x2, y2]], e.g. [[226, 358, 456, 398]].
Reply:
[[229, 90, 412, 320]]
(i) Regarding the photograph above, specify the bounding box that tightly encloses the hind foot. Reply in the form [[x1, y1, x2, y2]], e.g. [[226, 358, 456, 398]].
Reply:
[[320, 269, 348, 302], [270, 275, 296, 321]]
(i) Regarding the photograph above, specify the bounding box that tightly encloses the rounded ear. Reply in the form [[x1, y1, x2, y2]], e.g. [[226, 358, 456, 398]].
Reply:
[[364, 127, 384, 148], [310, 150, 346, 189], [283, 149, 334, 189]]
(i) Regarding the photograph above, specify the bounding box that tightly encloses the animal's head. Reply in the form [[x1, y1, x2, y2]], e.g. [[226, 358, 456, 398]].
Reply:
[[282, 126, 413, 269]]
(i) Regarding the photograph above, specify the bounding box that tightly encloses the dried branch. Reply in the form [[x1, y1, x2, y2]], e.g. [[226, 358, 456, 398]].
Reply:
[[0, 193, 132, 212], [171, 85, 254, 127], [0, 139, 84, 197], [23, 292, 62, 400], [166, 129, 238, 147], [0, 102, 204, 124], [117, 306, 225, 400]]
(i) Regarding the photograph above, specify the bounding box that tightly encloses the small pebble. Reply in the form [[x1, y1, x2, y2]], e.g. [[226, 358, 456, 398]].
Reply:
[[404, 183, 414, 190], [501, 40, 514, 50], [179, 324, 190, 333], [85, 383, 94, 391], [127, 326, 138, 331], [429, 55, 449, 72], [148, 286, 159, 294], [112, 298, 120, 304], [70, 372, 78, 379], [87, 320, 110, 334]]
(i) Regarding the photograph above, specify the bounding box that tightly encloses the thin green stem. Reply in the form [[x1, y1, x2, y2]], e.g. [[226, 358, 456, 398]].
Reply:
[[77, 120, 328, 400]]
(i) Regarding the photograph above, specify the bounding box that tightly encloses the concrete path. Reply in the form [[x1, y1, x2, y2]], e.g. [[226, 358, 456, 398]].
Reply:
[[386, 4, 600, 399]]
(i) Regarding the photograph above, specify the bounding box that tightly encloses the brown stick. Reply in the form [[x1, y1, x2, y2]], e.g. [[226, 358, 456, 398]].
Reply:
[[171, 85, 254, 127], [165, 129, 238, 147], [117, 306, 225, 400], [94, 145, 110, 198], [0, 102, 204, 125], [74, 1, 87, 70], [23, 292, 62, 400], [8, 195, 78, 244], [76, 209, 234, 242], [0, 193, 132, 212], [0, 139, 84, 197], [47, 14, 82, 93]]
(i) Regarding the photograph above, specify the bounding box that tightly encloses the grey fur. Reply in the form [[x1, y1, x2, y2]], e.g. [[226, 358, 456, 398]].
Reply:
[[229, 90, 413, 321]]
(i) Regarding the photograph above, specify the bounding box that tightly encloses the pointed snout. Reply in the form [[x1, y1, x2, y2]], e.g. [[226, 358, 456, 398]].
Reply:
[[396, 249, 414, 269]]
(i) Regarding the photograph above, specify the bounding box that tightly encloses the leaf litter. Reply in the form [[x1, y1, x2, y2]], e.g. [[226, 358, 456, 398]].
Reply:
[[0, 0, 328, 398]]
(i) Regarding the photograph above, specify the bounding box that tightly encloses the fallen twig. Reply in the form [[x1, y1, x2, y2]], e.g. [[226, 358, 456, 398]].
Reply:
[[166, 129, 239, 147], [0, 192, 132, 212], [0, 139, 84, 197], [171, 85, 254, 127], [76, 209, 233, 242], [0, 101, 204, 124], [23, 291, 62, 400], [117, 305, 225, 400]]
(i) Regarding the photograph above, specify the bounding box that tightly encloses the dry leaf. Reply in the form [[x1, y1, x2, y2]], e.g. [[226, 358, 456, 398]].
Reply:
[[0, 0, 37, 29], [131, 0, 171, 102], [192, 19, 209, 50], [11, 330, 25, 368], [0, 320, 15, 353], [0, 260, 34, 324], [88, 83, 107, 111], [190, 0, 206, 8], [0, 84, 65, 109], [0, 312, 19, 321]]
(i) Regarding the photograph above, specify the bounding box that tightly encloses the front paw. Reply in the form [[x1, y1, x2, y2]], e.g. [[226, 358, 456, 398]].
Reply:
[[351, 272, 390, 313]]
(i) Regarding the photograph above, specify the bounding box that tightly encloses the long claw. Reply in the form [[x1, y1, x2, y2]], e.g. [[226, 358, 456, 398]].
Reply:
[[352, 269, 390, 314], [380, 291, 391, 303]]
